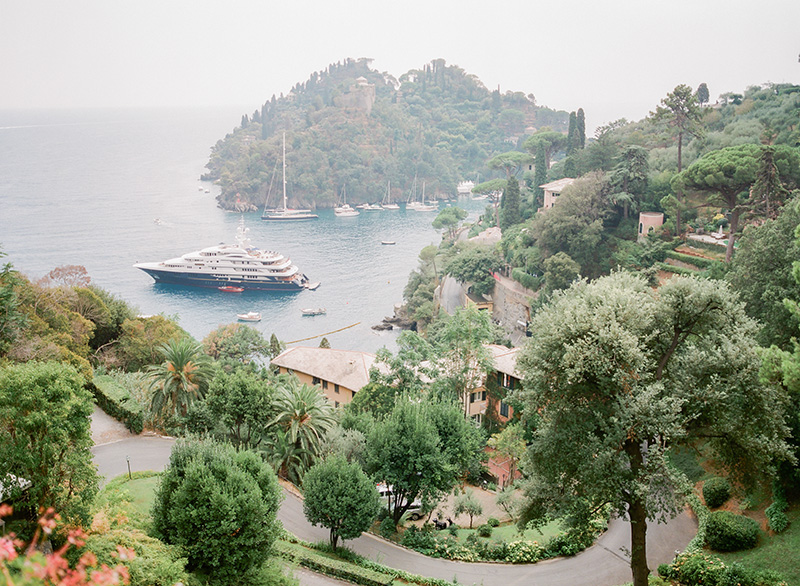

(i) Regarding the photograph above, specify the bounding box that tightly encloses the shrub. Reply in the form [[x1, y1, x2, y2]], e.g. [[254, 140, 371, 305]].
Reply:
[[765, 482, 789, 533], [664, 551, 788, 586], [476, 524, 492, 538], [151, 439, 282, 579], [81, 529, 189, 586], [400, 525, 437, 552], [447, 523, 458, 536], [706, 511, 759, 552], [703, 477, 732, 509], [504, 540, 544, 564], [487, 517, 500, 527], [765, 501, 789, 533], [379, 517, 395, 539]]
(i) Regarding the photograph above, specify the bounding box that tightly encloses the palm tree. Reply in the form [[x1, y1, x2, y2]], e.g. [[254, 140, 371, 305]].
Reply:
[[147, 337, 213, 420], [261, 428, 313, 484], [266, 377, 335, 480]]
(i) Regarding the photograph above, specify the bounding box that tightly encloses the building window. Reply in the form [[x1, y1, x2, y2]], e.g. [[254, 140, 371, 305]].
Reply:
[[312, 376, 321, 385], [500, 401, 509, 418], [334, 401, 340, 408], [334, 384, 340, 394], [322, 380, 328, 390]]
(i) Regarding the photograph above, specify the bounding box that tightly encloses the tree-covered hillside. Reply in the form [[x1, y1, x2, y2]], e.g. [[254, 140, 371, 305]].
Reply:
[[202, 58, 569, 210]]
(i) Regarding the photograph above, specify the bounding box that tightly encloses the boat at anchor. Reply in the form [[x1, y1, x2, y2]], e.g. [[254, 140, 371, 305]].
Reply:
[[134, 218, 318, 292], [237, 311, 262, 321]]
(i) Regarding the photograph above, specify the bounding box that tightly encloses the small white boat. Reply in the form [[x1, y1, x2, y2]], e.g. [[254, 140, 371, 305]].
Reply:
[[381, 240, 396, 245], [237, 311, 262, 322], [301, 307, 326, 316]]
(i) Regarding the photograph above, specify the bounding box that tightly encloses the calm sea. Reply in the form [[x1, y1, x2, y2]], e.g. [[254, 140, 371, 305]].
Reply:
[[0, 108, 485, 353]]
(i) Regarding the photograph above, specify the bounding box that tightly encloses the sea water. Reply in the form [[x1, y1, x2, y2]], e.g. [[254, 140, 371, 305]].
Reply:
[[0, 108, 487, 353]]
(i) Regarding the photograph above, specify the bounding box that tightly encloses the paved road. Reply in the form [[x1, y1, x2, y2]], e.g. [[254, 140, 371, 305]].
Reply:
[[92, 436, 696, 586]]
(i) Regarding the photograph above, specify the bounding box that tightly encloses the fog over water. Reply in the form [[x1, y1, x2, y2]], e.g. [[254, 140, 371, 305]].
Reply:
[[0, 107, 488, 353]]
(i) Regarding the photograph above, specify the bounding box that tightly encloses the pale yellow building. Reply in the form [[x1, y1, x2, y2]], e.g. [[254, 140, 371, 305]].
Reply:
[[539, 177, 576, 211], [270, 346, 378, 407]]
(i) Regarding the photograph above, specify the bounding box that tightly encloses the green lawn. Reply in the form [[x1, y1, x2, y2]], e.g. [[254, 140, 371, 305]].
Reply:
[[96, 471, 160, 527], [715, 507, 800, 585], [452, 519, 564, 545]]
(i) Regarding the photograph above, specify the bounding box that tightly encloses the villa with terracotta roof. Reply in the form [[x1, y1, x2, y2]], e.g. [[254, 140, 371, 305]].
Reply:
[[270, 346, 379, 408]]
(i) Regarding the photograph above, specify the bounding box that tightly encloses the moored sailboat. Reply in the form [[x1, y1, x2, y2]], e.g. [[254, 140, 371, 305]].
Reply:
[[262, 133, 318, 221]]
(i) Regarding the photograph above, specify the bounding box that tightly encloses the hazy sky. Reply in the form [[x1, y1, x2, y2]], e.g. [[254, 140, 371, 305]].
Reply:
[[3, 0, 799, 132]]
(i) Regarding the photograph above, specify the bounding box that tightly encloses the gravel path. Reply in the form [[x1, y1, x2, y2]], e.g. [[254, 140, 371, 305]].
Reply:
[[90, 405, 137, 445]]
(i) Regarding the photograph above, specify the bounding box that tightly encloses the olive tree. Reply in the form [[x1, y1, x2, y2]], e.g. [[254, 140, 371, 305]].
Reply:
[[515, 272, 791, 586]]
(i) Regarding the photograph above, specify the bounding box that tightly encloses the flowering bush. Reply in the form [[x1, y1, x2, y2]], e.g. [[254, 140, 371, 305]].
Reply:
[[660, 550, 788, 586], [0, 506, 131, 586], [503, 540, 544, 564]]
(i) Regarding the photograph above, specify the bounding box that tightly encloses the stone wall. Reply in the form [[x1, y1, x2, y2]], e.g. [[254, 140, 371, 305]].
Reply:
[[490, 274, 536, 345]]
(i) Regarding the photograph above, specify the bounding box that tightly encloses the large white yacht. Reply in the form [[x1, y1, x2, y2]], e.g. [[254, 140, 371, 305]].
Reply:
[[134, 219, 319, 292]]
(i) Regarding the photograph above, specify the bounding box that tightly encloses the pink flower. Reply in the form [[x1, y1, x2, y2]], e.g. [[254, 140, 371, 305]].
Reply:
[[0, 537, 17, 561]]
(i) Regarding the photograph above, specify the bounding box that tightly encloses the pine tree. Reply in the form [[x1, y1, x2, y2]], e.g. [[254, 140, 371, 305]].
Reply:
[[577, 108, 586, 149]]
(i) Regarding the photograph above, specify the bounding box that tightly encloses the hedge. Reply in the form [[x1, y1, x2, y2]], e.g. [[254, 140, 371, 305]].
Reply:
[[90, 374, 144, 434], [511, 268, 542, 292], [275, 541, 394, 586], [664, 250, 722, 270], [682, 238, 729, 255], [655, 262, 701, 277], [705, 510, 759, 552]]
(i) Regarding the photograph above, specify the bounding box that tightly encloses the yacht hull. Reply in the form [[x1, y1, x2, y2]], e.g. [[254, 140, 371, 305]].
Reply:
[[137, 267, 307, 292]]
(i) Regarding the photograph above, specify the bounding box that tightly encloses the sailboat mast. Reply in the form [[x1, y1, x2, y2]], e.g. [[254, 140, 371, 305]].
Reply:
[[282, 132, 287, 210]]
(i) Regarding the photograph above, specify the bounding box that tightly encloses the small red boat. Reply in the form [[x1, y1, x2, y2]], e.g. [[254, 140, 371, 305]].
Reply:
[[218, 286, 244, 293]]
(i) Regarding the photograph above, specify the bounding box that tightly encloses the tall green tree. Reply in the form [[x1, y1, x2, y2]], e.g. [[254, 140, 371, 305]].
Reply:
[[566, 111, 578, 155], [303, 456, 380, 550], [147, 337, 213, 420], [267, 377, 335, 481], [728, 194, 800, 348], [0, 251, 27, 357], [530, 172, 611, 278], [444, 244, 502, 297], [524, 130, 567, 169], [533, 141, 548, 208], [696, 82, 710, 105], [515, 272, 791, 586], [677, 143, 800, 262], [432, 206, 468, 240], [576, 108, 586, 149], [499, 176, 522, 230], [650, 84, 704, 233], [366, 398, 482, 524], [609, 145, 649, 219], [0, 361, 98, 527], [486, 151, 532, 178], [205, 368, 275, 450]]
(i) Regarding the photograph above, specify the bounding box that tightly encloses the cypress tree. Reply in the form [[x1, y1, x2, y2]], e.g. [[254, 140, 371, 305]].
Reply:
[[566, 112, 577, 155], [500, 176, 522, 230], [577, 108, 586, 149], [534, 141, 547, 209]]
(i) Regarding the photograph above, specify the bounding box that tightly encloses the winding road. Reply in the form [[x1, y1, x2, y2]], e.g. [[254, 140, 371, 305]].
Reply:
[[92, 431, 696, 586]]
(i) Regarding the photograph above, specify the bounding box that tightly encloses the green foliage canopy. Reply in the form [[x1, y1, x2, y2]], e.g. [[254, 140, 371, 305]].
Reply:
[[303, 456, 380, 550], [515, 272, 791, 586], [152, 440, 282, 580]]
